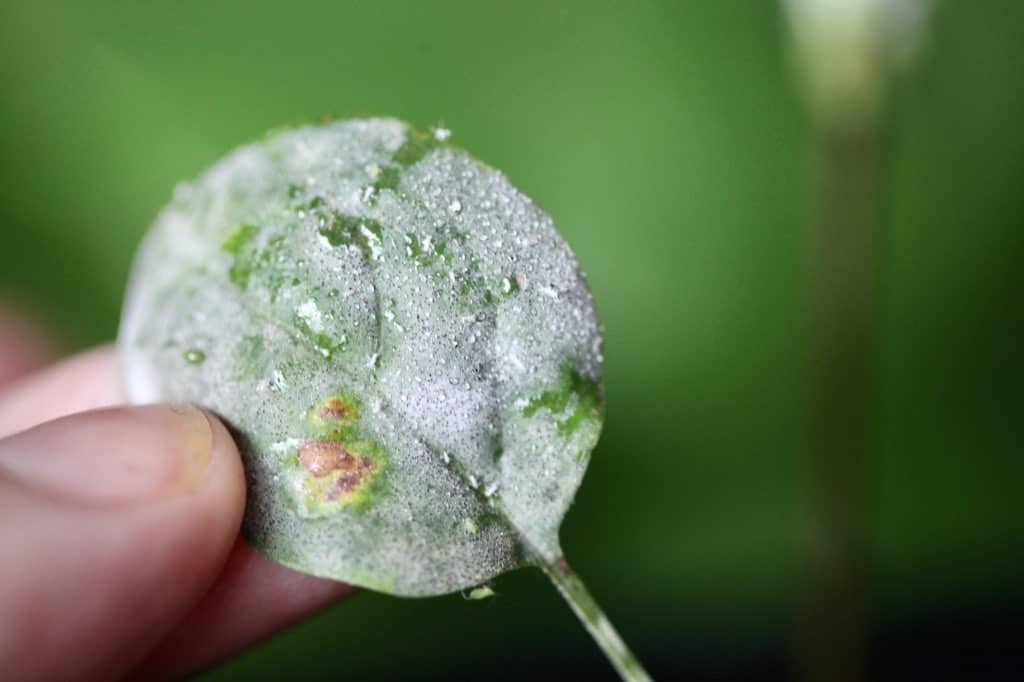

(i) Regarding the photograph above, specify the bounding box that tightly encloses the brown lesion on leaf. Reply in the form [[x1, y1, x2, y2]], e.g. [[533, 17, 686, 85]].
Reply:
[[328, 456, 376, 500], [308, 394, 359, 441], [298, 440, 349, 477], [288, 393, 384, 515], [319, 398, 353, 422], [296, 439, 377, 503]]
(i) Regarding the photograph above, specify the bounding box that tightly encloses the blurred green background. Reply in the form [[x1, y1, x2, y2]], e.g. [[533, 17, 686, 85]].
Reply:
[[1, 1, 1021, 679]]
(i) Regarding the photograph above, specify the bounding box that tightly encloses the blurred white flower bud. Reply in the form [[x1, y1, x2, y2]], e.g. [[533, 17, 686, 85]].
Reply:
[[783, 0, 931, 129]]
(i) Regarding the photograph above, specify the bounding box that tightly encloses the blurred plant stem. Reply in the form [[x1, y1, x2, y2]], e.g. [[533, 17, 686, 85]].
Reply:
[[783, 1, 930, 680], [797, 116, 882, 682]]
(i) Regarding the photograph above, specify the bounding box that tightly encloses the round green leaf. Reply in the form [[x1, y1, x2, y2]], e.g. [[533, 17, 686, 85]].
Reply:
[[119, 118, 604, 597]]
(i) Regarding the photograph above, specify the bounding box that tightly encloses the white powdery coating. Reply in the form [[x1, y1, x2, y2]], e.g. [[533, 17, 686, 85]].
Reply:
[[296, 299, 324, 333], [119, 118, 603, 596]]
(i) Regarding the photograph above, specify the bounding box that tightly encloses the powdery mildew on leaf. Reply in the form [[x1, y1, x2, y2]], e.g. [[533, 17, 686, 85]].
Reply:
[[120, 118, 604, 596]]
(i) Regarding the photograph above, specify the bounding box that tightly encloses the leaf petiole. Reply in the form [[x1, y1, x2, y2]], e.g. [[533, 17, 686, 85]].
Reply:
[[541, 558, 653, 682]]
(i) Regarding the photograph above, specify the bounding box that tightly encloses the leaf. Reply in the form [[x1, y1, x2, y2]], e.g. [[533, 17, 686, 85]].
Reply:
[[119, 119, 648, 680]]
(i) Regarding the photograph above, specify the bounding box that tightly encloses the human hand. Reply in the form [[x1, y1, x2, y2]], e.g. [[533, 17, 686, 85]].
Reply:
[[0, 304, 352, 681]]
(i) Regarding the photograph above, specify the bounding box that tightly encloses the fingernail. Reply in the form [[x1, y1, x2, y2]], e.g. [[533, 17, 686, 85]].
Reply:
[[0, 403, 216, 506], [167, 403, 215, 492]]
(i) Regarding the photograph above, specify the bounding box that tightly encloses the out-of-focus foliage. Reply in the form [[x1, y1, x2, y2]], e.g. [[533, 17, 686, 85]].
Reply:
[[1, 1, 1021, 679]]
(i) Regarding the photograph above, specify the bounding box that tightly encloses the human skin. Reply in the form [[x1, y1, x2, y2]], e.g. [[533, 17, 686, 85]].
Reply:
[[0, 305, 352, 681]]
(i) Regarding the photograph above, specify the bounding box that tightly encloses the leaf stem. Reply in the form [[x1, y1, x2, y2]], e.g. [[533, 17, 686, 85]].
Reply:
[[541, 557, 652, 682]]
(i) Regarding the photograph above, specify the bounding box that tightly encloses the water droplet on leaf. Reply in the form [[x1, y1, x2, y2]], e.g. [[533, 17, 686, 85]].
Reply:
[[183, 349, 206, 365]]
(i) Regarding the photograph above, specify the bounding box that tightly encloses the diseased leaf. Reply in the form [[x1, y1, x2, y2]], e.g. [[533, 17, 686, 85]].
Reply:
[[119, 118, 649, 680]]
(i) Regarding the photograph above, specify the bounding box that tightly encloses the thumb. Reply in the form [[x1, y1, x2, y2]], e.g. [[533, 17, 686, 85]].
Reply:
[[0, 404, 246, 682]]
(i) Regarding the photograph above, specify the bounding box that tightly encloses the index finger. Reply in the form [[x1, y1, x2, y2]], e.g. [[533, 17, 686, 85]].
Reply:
[[0, 301, 59, 389], [0, 345, 354, 678], [0, 346, 125, 438]]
